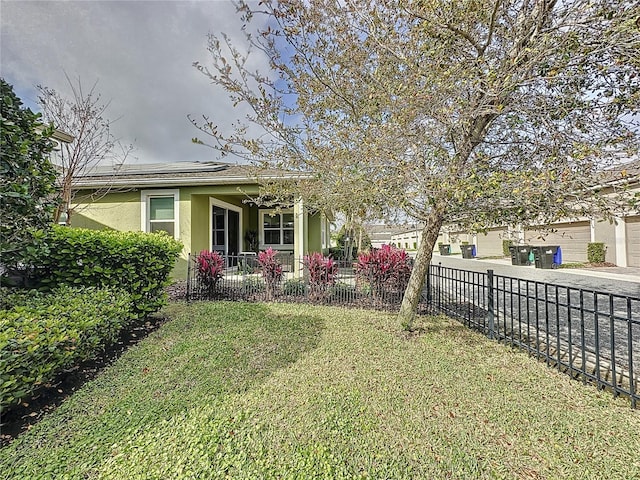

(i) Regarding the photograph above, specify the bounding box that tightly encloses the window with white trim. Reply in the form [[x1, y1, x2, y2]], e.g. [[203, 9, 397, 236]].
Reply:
[[260, 210, 294, 247], [141, 189, 179, 239]]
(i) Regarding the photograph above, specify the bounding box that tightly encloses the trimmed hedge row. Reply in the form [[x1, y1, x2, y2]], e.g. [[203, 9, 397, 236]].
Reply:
[[24, 226, 183, 317], [0, 286, 133, 409]]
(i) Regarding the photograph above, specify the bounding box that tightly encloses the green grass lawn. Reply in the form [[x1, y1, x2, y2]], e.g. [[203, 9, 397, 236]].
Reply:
[[1, 302, 638, 479]]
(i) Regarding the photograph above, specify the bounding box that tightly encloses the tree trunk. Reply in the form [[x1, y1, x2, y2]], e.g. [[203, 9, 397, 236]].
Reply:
[[397, 209, 443, 330]]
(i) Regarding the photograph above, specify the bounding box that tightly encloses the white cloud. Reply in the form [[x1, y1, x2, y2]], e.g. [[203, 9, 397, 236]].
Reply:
[[0, 0, 272, 164]]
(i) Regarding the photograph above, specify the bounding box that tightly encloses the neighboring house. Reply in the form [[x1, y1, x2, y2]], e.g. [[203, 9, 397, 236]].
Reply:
[[364, 224, 398, 249], [69, 162, 332, 277], [390, 225, 422, 252], [390, 161, 640, 266]]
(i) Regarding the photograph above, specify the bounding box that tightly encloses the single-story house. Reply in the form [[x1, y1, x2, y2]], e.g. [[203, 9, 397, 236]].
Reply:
[[69, 162, 331, 278]]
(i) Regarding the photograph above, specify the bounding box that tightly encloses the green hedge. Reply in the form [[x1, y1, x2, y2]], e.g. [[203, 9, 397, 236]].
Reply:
[[587, 242, 606, 263], [502, 240, 513, 257], [0, 286, 133, 409], [24, 226, 183, 317]]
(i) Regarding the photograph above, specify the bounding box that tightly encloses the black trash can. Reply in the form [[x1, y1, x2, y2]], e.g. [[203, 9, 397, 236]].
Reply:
[[438, 244, 451, 255], [509, 245, 532, 266], [461, 244, 476, 259], [532, 246, 562, 269]]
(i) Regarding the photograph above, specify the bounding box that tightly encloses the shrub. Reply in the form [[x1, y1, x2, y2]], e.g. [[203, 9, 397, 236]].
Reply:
[[0, 80, 58, 271], [355, 245, 412, 298], [20, 226, 182, 317], [502, 239, 513, 257], [241, 276, 265, 294], [196, 250, 225, 293], [257, 248, 283, 300], [327, 247, 358, 260], [303, 253, 338, 300], [283, 278, 306, 296], [587, 242, 606, 263], [329, 281, 355, 301], [0, 285, 133, 409]]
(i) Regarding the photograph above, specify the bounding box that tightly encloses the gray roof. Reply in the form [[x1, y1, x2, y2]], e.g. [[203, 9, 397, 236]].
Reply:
[[72, 161, 306, 188]]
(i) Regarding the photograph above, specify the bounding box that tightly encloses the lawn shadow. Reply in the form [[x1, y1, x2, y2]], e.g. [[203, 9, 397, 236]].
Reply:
[[0, 301, 325, 475], [0, 313, 170, 446]]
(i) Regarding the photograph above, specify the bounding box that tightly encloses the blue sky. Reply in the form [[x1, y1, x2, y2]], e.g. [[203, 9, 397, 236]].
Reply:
[[1, 0, 270, 164]]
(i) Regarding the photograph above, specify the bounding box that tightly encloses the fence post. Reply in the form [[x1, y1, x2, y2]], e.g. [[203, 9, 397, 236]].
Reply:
[[186, 252, 192, 302], [487, 269, 495, 339], [426, 263, 432, 304]]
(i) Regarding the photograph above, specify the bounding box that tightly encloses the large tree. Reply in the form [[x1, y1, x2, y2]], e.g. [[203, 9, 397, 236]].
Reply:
[[193, 0, 640, 329], [0, 79, 58, 271], [37, 75, 133, 225]]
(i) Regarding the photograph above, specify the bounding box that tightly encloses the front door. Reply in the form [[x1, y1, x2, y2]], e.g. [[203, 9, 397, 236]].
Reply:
[[211, 205, 240, 256]]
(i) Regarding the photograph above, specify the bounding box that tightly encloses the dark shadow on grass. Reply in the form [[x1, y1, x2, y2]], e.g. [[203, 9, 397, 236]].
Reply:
[[0, 301, 325, 473], [1, 313, 170, 446]]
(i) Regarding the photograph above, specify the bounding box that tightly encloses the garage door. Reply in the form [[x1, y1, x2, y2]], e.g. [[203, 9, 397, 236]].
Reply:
[[525, 221, 591, 263], [626, 216, 640, 267], [475, 228, 509, 257]]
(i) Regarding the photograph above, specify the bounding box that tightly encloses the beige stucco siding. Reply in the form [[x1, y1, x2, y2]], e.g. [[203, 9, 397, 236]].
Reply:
[[525, 221, 591, 262], [593, 219, 617, 264], [475, 228, 508, 257], [626, 216, 640, 267]]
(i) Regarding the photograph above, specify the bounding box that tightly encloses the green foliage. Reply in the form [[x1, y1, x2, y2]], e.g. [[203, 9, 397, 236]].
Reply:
[[587, 242, 606, 263], [502, 239, 513, 257], [241, 276, 265, 293], [22, 226, 182, 317], [283, 278, 306, 296], [328, 246, 358, 260], [0, 285, 133, 409], [0, 79, 58, 268]]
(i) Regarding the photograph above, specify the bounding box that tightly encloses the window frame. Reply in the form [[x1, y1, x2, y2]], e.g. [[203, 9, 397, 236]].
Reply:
[[140, 189, 180, 239], [209, 197, 243, 255], [259, 209, 294, 249]]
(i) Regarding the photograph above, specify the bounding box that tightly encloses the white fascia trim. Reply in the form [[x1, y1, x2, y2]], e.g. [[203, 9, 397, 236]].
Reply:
[[140, 189, 180, 240]]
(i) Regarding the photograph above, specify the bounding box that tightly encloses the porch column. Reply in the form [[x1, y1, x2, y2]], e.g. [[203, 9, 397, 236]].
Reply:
[[614, 216, 627, 267], [294, 198, 305, 276]]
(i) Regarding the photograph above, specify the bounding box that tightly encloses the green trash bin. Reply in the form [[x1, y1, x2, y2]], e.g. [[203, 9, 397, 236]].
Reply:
[[438, 244, 451, 255], [509, 245, 532, 266], [532, 246, 561, 269], [461, 244, 476, 259]]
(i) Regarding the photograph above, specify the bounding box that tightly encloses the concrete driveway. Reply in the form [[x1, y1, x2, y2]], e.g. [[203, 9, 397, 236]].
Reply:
[[432, 255, 640, 298]]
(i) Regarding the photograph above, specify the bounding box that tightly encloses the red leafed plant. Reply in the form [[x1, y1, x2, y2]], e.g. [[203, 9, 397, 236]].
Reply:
[[355, 245, 412, 298], [196, 250, 225, 293], [257, 248, 283, 300], [303, 252, 338, 300]]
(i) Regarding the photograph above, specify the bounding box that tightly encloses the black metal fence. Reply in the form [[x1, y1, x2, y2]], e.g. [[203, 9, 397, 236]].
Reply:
[[427, 263, 639, 408], [185, 253, 420, 312], [185, 254, 639, 407]]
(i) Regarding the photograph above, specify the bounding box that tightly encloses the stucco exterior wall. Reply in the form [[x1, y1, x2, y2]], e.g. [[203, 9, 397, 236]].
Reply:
[[593, 219, 617, 264], [72, 191, 141, 231]]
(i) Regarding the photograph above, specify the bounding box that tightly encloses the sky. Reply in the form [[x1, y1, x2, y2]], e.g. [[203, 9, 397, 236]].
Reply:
[[0, 0, 271, 164]]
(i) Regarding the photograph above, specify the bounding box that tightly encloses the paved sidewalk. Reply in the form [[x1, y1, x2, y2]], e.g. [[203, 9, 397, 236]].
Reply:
[[432, 255, 640, 298]]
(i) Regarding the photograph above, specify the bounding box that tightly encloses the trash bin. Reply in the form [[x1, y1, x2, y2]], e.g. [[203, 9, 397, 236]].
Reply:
[[461, 244, 476, 259], [509, 245, 532, 266], [532, 246, 562, 269], [438, 244, 451, 255]]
